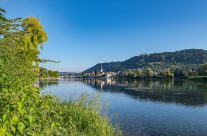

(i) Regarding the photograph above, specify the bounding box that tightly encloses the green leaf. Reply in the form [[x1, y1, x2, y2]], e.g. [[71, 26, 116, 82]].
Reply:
[[11, 115, 19, 125], [17, 122, 25, 133], [11, 126, 16, 134], [3, 114, 7, 122], [28, 115, 35, 124]]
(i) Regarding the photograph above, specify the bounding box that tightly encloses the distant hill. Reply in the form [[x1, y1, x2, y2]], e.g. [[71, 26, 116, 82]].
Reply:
[[59, 72, 78, 76], [83, 49, 207, 73]]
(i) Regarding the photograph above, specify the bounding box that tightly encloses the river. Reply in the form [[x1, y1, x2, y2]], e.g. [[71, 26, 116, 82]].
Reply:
[[40, 79, 207, 136]]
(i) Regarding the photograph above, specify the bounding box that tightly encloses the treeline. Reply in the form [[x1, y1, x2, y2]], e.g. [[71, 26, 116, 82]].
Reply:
[[118, 68, 173, 78], [39, 67, 60, 79], [0, 9, 119, 136], [117, 64, 207, 79]]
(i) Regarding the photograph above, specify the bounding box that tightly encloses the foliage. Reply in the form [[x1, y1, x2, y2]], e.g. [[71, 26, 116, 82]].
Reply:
[[0, 9, 119, 136], [124, 69, 143, 78], [39, 67, 60, 78], [197, 63, 207, 76], [173, 69, 189, 79], [48, 70, 60, 78], [145, 68, 153, 78], [161, 69, 174, 78], [39, 67, 49, 78], [134, 69, 143, 78], [21, 17, 48, 69], [126, 70, 136, 78], [22, 17, 48, 50]]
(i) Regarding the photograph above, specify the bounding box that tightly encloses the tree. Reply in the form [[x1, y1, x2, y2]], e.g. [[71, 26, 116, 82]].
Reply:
[[173, 69, 189, 78], [197, 64, 207, 76], [127, 70, 136, 78], [22, 17, 48, 49], [0, 8, 6, 21], [0, 8, 22, 45], [134, 69, 143, 78], [48, 70, 60, 78], [0, 13, 48, 71], [145, 68, 153, 78], [39, 67, 49, 78], [164, 69, 174, 78], [22, 17, 48, 69]]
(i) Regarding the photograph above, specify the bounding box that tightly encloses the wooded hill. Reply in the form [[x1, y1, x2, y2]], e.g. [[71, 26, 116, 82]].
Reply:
[[84, 49, 207, 73]]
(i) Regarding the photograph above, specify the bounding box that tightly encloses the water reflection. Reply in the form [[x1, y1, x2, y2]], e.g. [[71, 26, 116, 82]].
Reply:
[[80, 78, 207, 106], [39, 81, 59, 88], [40, 79, 207, 136]]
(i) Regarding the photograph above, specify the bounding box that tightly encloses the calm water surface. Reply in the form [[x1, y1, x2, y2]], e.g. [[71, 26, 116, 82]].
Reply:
[[40, 79, 207, 136]]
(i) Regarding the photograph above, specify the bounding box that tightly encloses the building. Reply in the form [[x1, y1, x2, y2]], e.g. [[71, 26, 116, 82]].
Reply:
[[100, 64, 103, 73]]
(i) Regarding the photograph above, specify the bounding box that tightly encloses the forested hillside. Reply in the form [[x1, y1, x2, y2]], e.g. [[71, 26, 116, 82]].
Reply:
[[84, 49, 207, 72]]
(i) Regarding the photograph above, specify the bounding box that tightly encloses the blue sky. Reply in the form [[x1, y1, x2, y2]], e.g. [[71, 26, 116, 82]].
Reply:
[[1, 0, 207, 72]]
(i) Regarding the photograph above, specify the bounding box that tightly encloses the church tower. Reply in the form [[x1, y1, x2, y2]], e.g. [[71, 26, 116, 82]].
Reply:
[[100, 64, 103, 73]]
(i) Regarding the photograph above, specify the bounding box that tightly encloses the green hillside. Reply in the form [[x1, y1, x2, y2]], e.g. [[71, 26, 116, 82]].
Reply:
[[84, 49, 207, 73]]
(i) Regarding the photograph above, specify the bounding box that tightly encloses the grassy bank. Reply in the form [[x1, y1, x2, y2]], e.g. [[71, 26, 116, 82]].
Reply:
[[34, 94, 121, 136], [57, 95, 121, 136]]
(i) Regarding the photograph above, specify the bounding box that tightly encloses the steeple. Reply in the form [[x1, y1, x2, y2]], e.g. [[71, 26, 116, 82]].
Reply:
[[100, 64, 103, 73]]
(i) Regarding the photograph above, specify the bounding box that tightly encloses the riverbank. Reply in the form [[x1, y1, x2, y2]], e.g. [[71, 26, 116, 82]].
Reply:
[[188, 76, 207, 81]]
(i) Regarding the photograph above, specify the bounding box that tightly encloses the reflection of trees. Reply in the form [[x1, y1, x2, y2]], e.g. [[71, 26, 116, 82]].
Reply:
[[125, 79, 175, 90], [39, 81, 59, 88], [124, 87, 207, 106], [81, 79, 207, 106]]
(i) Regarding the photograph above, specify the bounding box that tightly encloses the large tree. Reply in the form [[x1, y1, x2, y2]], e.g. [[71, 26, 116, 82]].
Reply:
[[21, 17, 48, 69], [0, 10, 48, 71]]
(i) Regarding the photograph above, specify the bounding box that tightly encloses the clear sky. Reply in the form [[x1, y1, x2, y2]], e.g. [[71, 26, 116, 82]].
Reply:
[[1, 0, 207, 72]]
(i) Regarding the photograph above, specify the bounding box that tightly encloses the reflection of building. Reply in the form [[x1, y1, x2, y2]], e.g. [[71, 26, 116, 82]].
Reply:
[[105, 78, 112, 85], [105, 73, 112, 79]]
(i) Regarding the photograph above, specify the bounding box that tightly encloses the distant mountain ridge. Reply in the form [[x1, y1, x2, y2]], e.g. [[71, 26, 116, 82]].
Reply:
[[83, 49, 207, 73], [60, 72, 78, 76]]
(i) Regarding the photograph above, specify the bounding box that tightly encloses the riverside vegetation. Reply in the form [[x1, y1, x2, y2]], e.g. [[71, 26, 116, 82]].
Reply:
[[39, 67, 60, 80], [0, 9, 120, 136]]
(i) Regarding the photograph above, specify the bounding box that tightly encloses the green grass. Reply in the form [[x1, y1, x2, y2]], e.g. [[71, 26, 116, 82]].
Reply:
[[58, 94, 122, 136]]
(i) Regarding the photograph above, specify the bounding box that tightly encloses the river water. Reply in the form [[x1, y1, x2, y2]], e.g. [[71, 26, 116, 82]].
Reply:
[[40, 79, 207, 136]]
